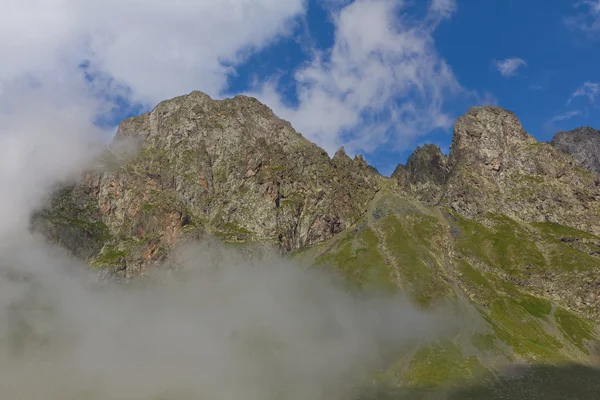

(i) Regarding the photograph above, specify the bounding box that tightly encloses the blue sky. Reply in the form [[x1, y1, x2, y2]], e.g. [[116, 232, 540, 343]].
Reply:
[[220, 0, 600, 174], [2, 0, 599, 177]]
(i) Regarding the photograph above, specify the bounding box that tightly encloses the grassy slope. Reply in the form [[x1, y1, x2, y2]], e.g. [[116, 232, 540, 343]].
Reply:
[[292, 189, 600, 393]]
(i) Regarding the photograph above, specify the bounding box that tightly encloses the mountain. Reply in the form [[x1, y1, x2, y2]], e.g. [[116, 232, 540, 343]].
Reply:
[[34, 91, 600, 395], [34, 91, 379, 277], [552, 126, 600, 175], [443, 107, 600, 235]]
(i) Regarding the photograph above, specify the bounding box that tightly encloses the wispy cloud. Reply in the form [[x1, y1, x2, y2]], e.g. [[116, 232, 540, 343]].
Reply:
[[548, 110, 581, 125], [494, 57, 527, 77], [249, 0, 463, 156], [566, 81, 600, 105], [544, 110, 582, 132], [429, 0, 458, 20], [472, 90, 499, 106], [564, 0, 600, 36]]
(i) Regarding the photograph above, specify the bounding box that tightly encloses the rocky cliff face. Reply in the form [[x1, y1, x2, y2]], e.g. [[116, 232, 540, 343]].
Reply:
[[36, 99, 600, 282], [392, 144, 448, 203], [390, 107, 600, 237], [552, 126, 600, 175], [35, 91, 379, 276], [442, 107, 600, 236]]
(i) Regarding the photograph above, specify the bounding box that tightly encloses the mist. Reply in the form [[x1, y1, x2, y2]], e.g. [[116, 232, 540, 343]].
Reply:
[[0, 235, 457, 399]]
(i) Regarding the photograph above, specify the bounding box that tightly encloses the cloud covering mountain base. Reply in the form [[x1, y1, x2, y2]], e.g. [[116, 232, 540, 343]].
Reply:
[[0, 233, 455, 399]]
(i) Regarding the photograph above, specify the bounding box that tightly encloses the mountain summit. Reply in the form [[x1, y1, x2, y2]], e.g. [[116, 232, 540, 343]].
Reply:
[[36, 91, 379, 276], [443, 106, 600, 235]]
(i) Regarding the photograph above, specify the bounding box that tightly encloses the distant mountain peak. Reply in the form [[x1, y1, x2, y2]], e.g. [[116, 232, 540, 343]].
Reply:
[[552, 126, 600, 175]]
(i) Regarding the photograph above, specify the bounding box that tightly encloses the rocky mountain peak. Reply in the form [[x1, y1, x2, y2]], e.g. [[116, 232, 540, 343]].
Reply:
[[551, 126, 600, 175], [37, 90, 380, 276], [449, 106, 535, 173], [352, 154, 370, 170], [442, 106, 600, 235], [333, 146, 350, 162], [391, 144, 448, 203], [405, 144, 448, 185]]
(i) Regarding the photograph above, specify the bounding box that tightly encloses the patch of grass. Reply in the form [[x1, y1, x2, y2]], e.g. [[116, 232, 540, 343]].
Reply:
[[379, 215, 448, 305], [92, 246, 128, 268], [141, 202, 157, 212], [530, 221, 599, 271], [45, 213, 112, 243], [472, 333, 501, 354], [460, 261, 493, 290], [555, 308, 596, 352], [404, 340, 487, 387], [533, 221, 597, 239], [214, 222, 253, 241], [270, 165, 287, 173], [457, 261, 504, 305], [545, 243, 598, 272], [279, 193, 304, 213], [454, 213, 546, 275], [316, 227, 396, 291], [488, 298, 563, 361], [517, 294, 552, 319]]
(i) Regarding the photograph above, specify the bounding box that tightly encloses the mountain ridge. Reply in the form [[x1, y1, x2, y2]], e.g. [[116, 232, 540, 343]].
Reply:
[[33, 90, 600, 394]]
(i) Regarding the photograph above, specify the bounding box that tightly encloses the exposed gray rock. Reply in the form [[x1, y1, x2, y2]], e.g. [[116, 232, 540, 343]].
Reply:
[[37, 91, 380, 276], [551, 126, 600, 175], [392, 144, 449, 203], [442, 106, 600, 235]]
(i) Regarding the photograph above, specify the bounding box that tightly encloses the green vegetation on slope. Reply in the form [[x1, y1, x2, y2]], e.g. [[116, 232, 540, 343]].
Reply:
[[487, 298, 564, 362], [403, 340, 487, 387], [315, 223, 396, 292], [379, 214, 450, 306], [555, 308, 596, 352], [302, 191, 600, 392]]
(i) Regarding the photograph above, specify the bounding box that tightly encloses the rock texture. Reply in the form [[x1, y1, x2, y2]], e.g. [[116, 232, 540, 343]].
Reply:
[[35, 91, 380, 276], [392, 144, 449, 203], [442, 106, 600, 235], [552, 126, 600, 175]]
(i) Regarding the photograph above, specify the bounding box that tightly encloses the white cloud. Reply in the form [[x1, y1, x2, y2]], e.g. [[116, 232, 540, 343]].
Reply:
[[565, 0, 600, 35], [429, 0, 457, 20], [470, 90, 499, 106], [547, 110, 581, 126], [566, 81, 600, 105], [494, 57, 527, 77], [1, 0, 305, 107], [249, 0, 462, 156]]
